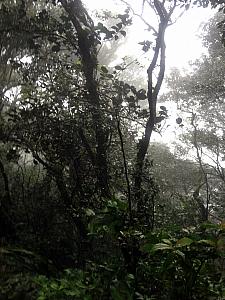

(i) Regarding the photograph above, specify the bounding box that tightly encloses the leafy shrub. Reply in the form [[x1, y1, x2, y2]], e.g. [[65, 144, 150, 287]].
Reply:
[[139, 222, 225, 300], [35, 266, 135, 300], [0, 273, 38, 300]]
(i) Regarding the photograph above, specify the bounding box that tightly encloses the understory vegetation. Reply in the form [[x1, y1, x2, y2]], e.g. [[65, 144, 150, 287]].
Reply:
[[0, 0, 225, 299]]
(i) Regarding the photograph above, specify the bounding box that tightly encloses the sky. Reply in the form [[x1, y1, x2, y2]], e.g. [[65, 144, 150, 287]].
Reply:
[[84, 0, 215, 70], [165, 7, 215, 70], [83, 0, 216, 147]]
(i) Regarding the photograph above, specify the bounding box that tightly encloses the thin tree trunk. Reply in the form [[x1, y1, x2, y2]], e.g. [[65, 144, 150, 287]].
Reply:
[[134, 21, 167, 200], [133, 0, 177, 201], [117, 118, 132, 223], [191, 113, 210, 222]]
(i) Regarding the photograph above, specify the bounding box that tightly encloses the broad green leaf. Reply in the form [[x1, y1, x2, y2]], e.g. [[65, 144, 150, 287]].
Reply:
[[162, 239, 172, 245], [127, 273, 135, 280], [160, 105, 167, 111], [85, 208, 95, 216], [116, 22, 123, 30], [37, 296, 46, 300], [50, 282, 58, 290], [111, 25, 118, 31], [136, 92, 147, 100], [120, 30, 126, 37], [174, 249, 185, 259], [65, 290, 80, 296], [151, 243, 173, 252], [198, 239, 216, 247], [101, 66, 108, 73], [176, 237, 193, 247], [115, 65, 122, 70], [75, 281, 87, 289]]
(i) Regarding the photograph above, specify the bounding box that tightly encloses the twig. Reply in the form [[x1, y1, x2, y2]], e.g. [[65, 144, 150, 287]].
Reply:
[[121, 0, 158, 34]]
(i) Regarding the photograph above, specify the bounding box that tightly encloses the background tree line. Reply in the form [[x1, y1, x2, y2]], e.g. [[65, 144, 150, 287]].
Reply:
[[0, 0, 225, 299]]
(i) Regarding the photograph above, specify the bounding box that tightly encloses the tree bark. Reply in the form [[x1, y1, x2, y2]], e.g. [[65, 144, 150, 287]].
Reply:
[[134, 20, 166, 201], [133, 0, 177, 202], [60, 0, 111, 198], [0, 158, 15, 238]]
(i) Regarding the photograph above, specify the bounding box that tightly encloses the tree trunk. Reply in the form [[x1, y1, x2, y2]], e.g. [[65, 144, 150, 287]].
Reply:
[[0, 159, 15, 239], [134, 20, 167, 201], [60, 0, 111, 198]]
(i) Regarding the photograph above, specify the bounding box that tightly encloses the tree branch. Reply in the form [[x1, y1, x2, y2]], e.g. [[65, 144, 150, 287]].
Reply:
[[121, 0, 158, 34]]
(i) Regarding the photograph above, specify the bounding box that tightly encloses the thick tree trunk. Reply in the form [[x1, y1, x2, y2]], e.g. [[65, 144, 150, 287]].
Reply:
[[0, 159, 15, 239], [60, 0, 110, 198]]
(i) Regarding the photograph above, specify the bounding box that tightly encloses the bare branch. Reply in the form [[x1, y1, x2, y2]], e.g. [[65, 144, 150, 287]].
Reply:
[[121, 0, 158, 34]]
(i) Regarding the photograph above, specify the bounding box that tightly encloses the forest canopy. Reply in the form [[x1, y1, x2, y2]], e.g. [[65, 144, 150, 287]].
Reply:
[[0, 0, 225, 299]]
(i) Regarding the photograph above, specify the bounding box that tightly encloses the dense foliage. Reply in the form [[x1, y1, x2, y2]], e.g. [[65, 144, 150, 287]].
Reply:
[[0, 0, 225, 299]]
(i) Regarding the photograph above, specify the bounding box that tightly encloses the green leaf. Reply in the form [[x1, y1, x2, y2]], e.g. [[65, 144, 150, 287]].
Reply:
[[75, 281, 87, 289], [155, 116, 165, 123], [176, 237, 193, 247], [37, 296, 46, 300], [111, 25, 118, 31], [160, 105, 167, 111], [85, 208, 95, 216], [127, 273, 135, 280], [106, 73, 114, 79], [120, 30, 126, 37], [138, 40, 151, 52], [101, 66, 108, 73], [111, 287, 123, 300], [174, 249, 185, 259], [151, 243, 173, 252], [198, 239, 216, 247], [176, 117, 182, 124], [65, 290, 80, 296], [116, 22, 123, 30], [115, 65, 122, 70], [136, 92, 147, 100], [50, 282, 58, 290], [162, 239, 172, 245]]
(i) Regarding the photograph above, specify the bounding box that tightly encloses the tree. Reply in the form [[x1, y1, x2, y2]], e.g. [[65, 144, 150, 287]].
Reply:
[[2, 1, 225, 299], [164, 12, 225, 221], [124, 0, 179, 202]]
